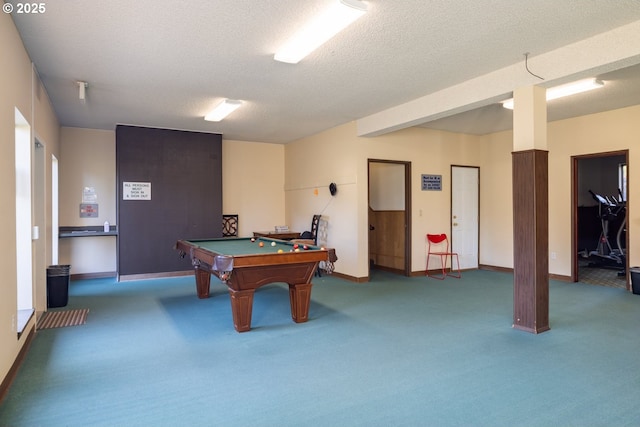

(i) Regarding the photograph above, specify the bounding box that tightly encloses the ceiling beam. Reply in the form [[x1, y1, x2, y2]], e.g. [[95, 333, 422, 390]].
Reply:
[[357, 20, 640, 138]]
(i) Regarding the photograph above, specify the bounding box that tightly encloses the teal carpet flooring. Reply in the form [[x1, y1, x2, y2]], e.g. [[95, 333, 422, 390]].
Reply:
[[1, 270, 640, 426]]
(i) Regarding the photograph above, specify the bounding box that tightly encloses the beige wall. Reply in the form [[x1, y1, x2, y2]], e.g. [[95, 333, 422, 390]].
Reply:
[[29, 102, 640, 284], [33, 76, 62, 313], [476, 105, 640, 275], [58, 127, 116, 275], [285, 105, 640, 280], [1, 13, 60, 384], [56, 134, 287, 274], [477, 130, 514, 269], [369, 163, 405, 211], [285, 123, 484, 278], [364, 127, 482, 275], [222, 140, 285, 237], [285, 123, 361, 276], [547, 105, 640, 276]]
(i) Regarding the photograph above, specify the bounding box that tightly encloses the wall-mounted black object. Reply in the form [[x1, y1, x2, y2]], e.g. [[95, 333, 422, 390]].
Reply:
[[329, 182, 337, 196], [116, 125, 222, 277]]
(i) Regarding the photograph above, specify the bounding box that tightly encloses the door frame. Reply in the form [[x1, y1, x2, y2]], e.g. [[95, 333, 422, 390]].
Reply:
[[571, 150, 629, 289], [367, 159, 412, 277]]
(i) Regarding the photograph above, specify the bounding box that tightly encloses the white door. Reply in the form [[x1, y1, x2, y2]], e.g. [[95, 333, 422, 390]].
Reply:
[[451, 166, 479, 269]]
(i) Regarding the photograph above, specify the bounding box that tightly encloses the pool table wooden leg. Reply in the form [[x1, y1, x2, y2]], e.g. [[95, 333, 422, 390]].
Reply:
[[289, 283, 313, 323], [194, 265, 211, 299], [228, 289, 254, 332]]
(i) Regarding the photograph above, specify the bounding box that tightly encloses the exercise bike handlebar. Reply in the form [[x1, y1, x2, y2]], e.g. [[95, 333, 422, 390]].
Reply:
[[589, 189, 625, 207], [589, 190, 613, 206]]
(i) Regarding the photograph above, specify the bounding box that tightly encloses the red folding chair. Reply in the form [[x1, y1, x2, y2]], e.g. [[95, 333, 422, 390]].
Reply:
[[426, 233, 461, 279]]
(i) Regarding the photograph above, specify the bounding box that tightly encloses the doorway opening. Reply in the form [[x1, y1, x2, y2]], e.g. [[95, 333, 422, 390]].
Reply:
[[33, 137, 46, 321], [368, 159, 411, 277], [572, 150, 629, 290]]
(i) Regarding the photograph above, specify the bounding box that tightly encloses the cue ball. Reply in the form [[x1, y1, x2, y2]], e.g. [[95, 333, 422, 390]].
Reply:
[[271, 241, 276, 246], [250, 238, 255, 242], [258, 242, 264, 247]]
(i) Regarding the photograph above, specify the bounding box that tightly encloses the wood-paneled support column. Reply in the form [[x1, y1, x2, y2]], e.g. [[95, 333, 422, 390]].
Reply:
[[512, 149, 549, 333], [512, 86, 550, 334]]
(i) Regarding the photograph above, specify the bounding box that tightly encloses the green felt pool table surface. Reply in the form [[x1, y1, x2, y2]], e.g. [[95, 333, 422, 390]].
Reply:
[[185, 237, 322, 255]]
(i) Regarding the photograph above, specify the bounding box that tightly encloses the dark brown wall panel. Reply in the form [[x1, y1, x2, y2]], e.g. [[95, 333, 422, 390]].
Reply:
[[116, 125, 222, 275]]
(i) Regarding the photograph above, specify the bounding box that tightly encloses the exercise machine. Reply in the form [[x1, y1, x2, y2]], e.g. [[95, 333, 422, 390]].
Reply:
[[581, 189, 626, 274]]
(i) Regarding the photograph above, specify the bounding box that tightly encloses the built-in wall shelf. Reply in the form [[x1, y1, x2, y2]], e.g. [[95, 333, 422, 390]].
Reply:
[[59, 226, 118, 238]]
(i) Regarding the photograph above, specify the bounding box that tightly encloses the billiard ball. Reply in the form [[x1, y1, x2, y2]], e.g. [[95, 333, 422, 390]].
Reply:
[[303, 245, 308, 250], [294, 248, 300, 252], [258, 242, 264, 247], [250, 238, 255, 242], [293, 244, 299, 249], [277, 249, 283, 253], [271, 241, 276, 247]]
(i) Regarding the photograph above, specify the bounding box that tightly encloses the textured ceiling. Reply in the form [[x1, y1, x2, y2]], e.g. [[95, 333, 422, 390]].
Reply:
[[9, 0, 640, 143]]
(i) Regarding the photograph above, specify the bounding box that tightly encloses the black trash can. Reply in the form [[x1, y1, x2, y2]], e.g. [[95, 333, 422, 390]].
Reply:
[[630, 267, 640, 295], [47, 265, 71, 308]]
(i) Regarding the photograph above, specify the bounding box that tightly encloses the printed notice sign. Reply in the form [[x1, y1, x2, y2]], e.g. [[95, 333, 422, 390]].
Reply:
[[123, 182, 151, 200], [421, 174, 442, 191], [82, 187, 98, 203], [79, 203, 99, 218]]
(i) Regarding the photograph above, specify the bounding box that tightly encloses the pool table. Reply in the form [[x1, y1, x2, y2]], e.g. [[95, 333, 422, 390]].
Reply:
[[175, 237, 336, 332]]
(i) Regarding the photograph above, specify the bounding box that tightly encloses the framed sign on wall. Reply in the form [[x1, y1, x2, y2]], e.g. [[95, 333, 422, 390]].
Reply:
[[421, 174, 442, 191], [122, 182, 151, 200]]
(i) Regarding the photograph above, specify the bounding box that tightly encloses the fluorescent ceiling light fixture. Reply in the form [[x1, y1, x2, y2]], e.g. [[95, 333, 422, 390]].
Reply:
[[77, 81, 88, 102], [274, 0, 368, 64], [501, 78, 604, 110], [204, 99, 243, 122]]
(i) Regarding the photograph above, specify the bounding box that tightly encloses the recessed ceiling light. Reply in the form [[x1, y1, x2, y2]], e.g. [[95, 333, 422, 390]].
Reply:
[[204, 99, 243, 122], [274, 0, 368, 64]]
